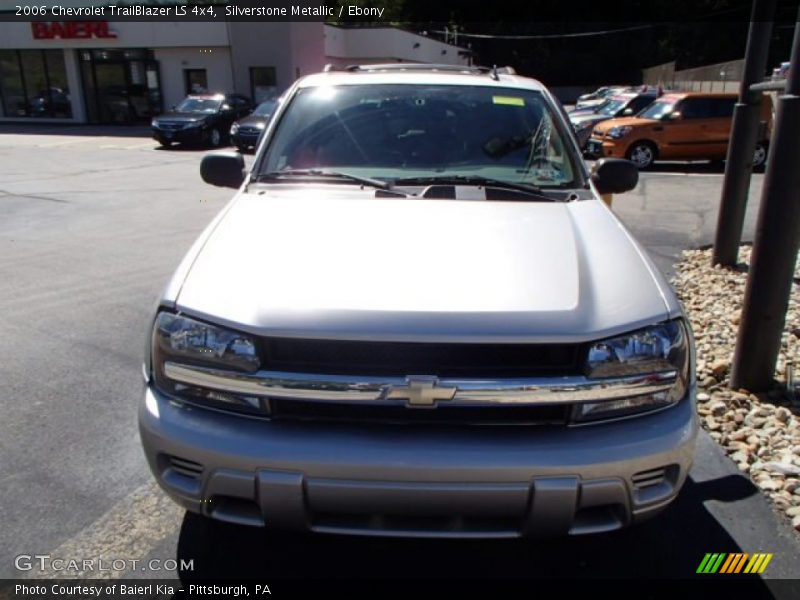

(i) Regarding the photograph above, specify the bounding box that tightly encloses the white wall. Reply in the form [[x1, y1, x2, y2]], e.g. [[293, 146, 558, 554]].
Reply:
[[153, 47, 233, 110], [290, 22, 326, 81], [0, 21, 230, 49], [324, 26, 470, 66]]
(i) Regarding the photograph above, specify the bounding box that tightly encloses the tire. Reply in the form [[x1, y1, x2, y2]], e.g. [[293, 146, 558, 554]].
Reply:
[[753, 142, 768, 170], [158, 139, 173, 148], [208, 127, 222, 148], [626, 140, 657, 170], [236, 144, 246, 154]]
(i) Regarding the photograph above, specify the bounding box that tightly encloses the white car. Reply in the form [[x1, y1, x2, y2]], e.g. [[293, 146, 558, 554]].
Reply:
[[139, 64, 697, 538]]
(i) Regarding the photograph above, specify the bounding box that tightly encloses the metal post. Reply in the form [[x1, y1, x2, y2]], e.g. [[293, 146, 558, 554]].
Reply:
[[712, 0, 775, 267], [731, 11, 800, 391]]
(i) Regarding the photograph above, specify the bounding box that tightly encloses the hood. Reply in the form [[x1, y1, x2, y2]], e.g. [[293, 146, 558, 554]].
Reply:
[[155, 112, 213, 123], [568, 106, 599, 116], [593, 116, 657, 135], [236, 114, 271, 127], [575, 98, 605, 109], [172, 189, 672, 343]]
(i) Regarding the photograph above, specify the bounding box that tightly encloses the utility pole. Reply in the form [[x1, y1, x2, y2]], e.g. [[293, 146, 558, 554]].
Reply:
[[712, 0, 775, 267], [731, 9, 800, 391]]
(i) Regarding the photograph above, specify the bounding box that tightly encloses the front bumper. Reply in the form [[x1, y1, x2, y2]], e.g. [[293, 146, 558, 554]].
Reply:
[[586, 137, 627, 159], [139, 384, 697, 538], [152, 126, 205, 145], [231, 131, 261, 149]]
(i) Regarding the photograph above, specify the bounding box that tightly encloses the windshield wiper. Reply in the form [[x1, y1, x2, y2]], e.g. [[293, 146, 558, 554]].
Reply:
[[254, 169, 393, 190], [391, 175, 557, 201]]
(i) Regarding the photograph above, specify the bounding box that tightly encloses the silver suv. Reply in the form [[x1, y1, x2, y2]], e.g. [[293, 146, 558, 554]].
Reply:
[[139, 64, 697, 538]]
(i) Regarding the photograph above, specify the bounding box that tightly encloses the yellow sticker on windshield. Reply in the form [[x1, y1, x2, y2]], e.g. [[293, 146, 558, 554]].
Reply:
[[492, 96, 525, 106]]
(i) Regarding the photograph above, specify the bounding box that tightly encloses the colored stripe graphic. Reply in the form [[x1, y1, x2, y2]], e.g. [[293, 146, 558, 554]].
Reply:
[[709, 553, 726, 573], [719, 554, 737, 573], [758, 554, 773, 573], [697, 553, 712, 573], [733, 553, 749, 573], [744, 554, 760, 573], [697, 552, 772, 574]]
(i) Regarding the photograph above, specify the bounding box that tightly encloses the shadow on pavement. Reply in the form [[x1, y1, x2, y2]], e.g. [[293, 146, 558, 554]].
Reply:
[[154, 144, 234, 153], [645, 161, 726, 175], [174, 474, 765, 580]]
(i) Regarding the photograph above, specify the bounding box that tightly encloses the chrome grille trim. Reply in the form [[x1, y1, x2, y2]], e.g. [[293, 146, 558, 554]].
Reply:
[[164, 362, 677, 406]]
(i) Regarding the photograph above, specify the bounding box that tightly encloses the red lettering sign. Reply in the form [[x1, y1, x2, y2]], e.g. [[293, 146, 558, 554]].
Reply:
[[31, 21, 117, 40]]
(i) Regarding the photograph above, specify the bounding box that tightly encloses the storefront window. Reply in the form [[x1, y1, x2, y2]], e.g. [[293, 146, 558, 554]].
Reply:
[[79, 49, 161, 124], [250, 66, 277, 103], [0, 50, 26, 117], [0, 50, 71, 118]]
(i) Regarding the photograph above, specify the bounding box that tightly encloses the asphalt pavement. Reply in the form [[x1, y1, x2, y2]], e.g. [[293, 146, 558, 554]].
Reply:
[[0, 125, 798, 587]]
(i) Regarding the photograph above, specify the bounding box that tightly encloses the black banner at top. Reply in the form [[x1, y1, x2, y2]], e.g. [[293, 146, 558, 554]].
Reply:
[[1, 0, 799, 23]]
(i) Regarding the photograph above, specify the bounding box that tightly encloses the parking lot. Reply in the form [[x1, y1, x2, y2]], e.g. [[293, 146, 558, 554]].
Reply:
[[1, 126, 799, 586]]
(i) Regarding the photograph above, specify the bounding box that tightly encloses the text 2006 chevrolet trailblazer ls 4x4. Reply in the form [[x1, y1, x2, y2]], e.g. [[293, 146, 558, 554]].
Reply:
[[139, 65, 697, 538]]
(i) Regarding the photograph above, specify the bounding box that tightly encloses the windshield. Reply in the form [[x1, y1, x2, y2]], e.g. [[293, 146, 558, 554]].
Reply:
[[259, 84, 580, 188], [639, 99, 678, 120], [597, 98, 627, 116], [254, 100, 277, 116], [175, 98, 221, 114]]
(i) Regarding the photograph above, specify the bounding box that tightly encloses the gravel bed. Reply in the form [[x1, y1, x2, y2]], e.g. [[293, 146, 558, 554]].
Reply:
[[672, 245, 800, 531]]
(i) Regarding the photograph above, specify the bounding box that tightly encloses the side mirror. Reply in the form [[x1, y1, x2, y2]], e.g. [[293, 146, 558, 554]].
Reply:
[[665, 111, 681, 121], [622, 108, 634, 116], [200, 152, 245, 188], [591, 157, 639, 195]]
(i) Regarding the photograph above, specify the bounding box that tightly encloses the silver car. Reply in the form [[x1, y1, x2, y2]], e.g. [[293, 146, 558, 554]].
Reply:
[[139, 64, 697, 538]]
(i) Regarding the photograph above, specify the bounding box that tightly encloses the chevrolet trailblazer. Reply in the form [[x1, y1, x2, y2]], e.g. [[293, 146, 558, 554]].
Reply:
[[139, 64, 697, 538]]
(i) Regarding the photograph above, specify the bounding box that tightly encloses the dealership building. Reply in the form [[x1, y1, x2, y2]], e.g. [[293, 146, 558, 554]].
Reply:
[[0, 21, 469, 123]]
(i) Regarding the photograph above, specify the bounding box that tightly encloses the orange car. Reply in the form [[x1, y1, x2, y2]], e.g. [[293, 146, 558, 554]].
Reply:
[[586, 92, 772, 169]]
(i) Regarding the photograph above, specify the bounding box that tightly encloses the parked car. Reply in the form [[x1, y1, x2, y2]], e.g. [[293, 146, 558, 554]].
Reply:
[[230, 99, 278, 153], [587, 92, 772, 169], [28, 87, 71, 118], [571, 91, 657, 150], [774, 61, 791, 80], [151, 93, 253, 148], [574, 86, 628, 110], [140, 63, 697, 538]]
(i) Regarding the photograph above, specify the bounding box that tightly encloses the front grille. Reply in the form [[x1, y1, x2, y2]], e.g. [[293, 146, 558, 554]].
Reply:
[[237, 126, 261, 135], [157, 122, 183, 131], [312, 512, 521, 537], [261, 338, 583, 377], [270, 398, 569, 426]]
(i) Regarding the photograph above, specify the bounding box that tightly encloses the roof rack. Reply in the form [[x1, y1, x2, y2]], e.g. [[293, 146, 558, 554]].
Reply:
[[322, 63, 517, 77]]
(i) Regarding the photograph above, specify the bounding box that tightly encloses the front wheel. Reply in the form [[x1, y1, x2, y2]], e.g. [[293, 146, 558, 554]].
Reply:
[[753, 142, 768, 170], [208, 127, 222, 148], [626, 141, 657, 170]]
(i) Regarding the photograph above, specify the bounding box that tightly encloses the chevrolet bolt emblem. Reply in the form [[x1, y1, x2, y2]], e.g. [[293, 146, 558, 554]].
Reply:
[[385, 375, 457, 408]]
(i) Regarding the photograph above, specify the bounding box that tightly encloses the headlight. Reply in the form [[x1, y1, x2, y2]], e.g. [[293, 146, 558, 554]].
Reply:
[[607, 126, 632, 139], [230, 122, 240, 135], [573, 320, 690, 423], [255, 121, 266, 129], [151, 312, 265, 415], [151, 119, 158, 128]]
